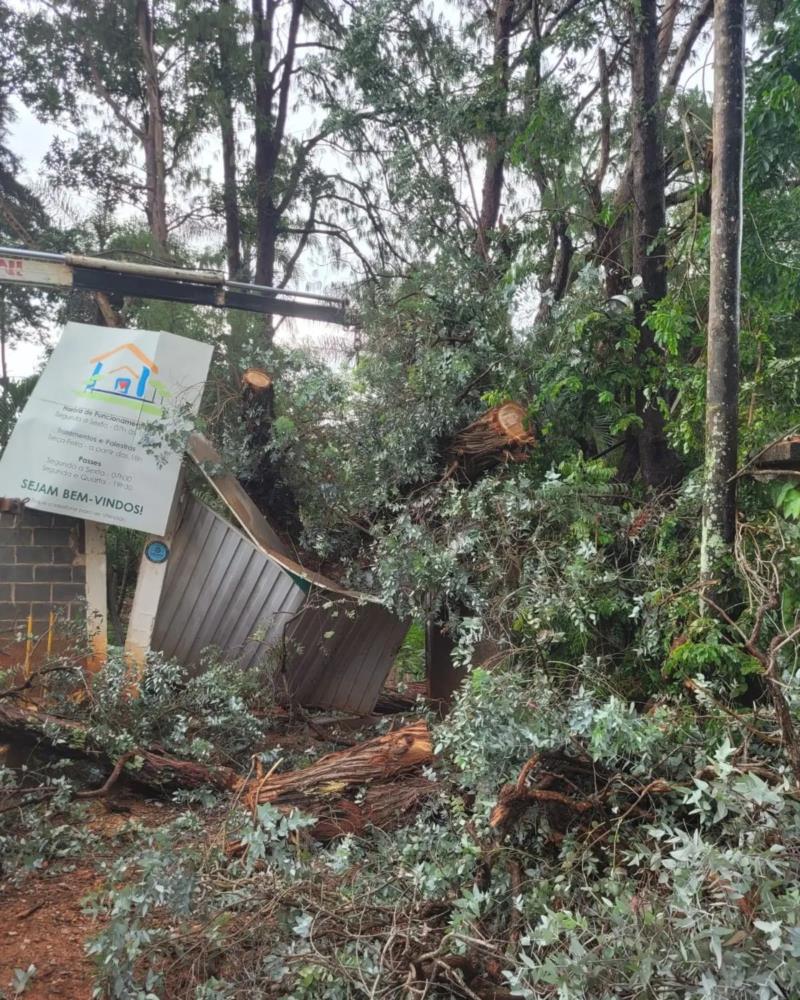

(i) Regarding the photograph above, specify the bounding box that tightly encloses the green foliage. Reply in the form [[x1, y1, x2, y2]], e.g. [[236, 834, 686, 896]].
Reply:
[[392, 621, 426, 681], [40, 651, 274, 767], [79, 667, 800, 999], [773, 481, 800, 521], [0, 376, 38, 451], [664, 638, 762, 686], [0, 761, 99, 880]]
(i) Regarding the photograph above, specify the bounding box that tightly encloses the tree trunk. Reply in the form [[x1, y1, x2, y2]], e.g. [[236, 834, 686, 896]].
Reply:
[[473, 0, 515, 261], [251, 0, 304, 288], [0, 701, 237, 793], [447, 402, 535, 478], [238, 368, 301, 535], [700, 0, 745, 592], [136, 0, 169, 257], [535, 217, 573, 324], [218, 0, 244, 280], [628, 0, 683, 489]]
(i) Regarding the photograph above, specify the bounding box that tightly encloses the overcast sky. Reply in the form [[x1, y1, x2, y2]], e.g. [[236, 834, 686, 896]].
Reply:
[[5, 94, 353, 376]]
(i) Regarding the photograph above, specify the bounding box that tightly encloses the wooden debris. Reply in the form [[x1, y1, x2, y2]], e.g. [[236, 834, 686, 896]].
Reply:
[[238, 720, 435, 839], [447, 402, 535, 478], [373, 685, 426, 714], [749, 435, 800, 473], [185, 432, 369, 597], [186, 431, 291, 557], [309, 776, 437, 839]]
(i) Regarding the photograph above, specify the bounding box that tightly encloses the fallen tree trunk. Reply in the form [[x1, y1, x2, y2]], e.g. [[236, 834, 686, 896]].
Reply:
[[1, 702, 433, 837], [239, 720, 435, 839], [0, 701, 238, 793], [307, 776, 437, 839]]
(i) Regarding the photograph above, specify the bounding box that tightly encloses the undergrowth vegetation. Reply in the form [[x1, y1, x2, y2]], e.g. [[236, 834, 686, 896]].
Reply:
[[73, 667, 800, 1000]]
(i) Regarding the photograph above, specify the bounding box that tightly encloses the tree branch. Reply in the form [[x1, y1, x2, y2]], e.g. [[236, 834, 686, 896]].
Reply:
[[664, 0, 713, 93]]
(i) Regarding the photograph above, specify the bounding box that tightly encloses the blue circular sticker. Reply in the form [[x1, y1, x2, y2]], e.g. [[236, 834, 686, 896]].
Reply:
[[145, 540, 169, 564]]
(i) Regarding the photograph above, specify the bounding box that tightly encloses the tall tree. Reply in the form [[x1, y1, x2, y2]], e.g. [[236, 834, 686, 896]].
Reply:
[[217, 0, 245, 280], [12, 0, 208, 259], [700, 0, 746, 592], [625, 0, 684, 489], [251, 0, 304, 292], [473, 0, 515, 262], [135, 0, 169, 255]]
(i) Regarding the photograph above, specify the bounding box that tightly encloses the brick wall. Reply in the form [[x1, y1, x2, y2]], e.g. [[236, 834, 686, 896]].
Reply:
[[0, 507, 86, 638]]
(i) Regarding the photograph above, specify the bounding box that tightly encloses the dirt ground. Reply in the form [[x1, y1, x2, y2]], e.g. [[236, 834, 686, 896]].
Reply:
[[0, 865, 98, 1000], [0, 794, 181, 1000]]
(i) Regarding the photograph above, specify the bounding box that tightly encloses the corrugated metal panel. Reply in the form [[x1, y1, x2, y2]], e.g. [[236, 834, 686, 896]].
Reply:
[[283, 600, 409, 714], [152, 498, 305, 669], [151, 497, 408, 712]]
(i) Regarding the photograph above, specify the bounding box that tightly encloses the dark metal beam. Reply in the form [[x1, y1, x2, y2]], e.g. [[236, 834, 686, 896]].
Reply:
[[72, 267, 348, 325]]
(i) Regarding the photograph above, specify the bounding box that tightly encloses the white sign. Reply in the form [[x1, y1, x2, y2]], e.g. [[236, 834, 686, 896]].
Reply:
[[0, 322, 213, 534]]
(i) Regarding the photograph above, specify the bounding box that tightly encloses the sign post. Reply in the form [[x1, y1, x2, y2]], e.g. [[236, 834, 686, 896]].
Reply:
[[123, 481, 184, 689], [0, 321, 212, 533]]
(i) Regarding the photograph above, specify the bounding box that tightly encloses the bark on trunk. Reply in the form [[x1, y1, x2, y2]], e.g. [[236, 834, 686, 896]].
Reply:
[[251, 0, 303, 339], [0, 701, 237, 793], [535, 217, 573, 324], [251, 0, 277, 340], [700, 0, 745, 591], [218, 0, 244, 280], [473, 0, 515, 261], [238, 369, 301, 535], [136, 0, 169, 257], [628, 0, 683, 489]]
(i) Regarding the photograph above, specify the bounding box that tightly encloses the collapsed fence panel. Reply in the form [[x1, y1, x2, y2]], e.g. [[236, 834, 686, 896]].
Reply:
[[283, 601, 408, 714], [151, 497, 407, 712], [152, 499, 305, 669]]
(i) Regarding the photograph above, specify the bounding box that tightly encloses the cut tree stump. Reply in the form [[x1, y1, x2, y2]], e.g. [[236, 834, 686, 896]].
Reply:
[[447, 402, 535, 478], [241, 367, 274, 428], [238, 366, 302, 536]]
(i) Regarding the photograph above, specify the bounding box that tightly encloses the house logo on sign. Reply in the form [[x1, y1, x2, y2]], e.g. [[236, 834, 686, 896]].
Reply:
[[81, 343, 171, 416]]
